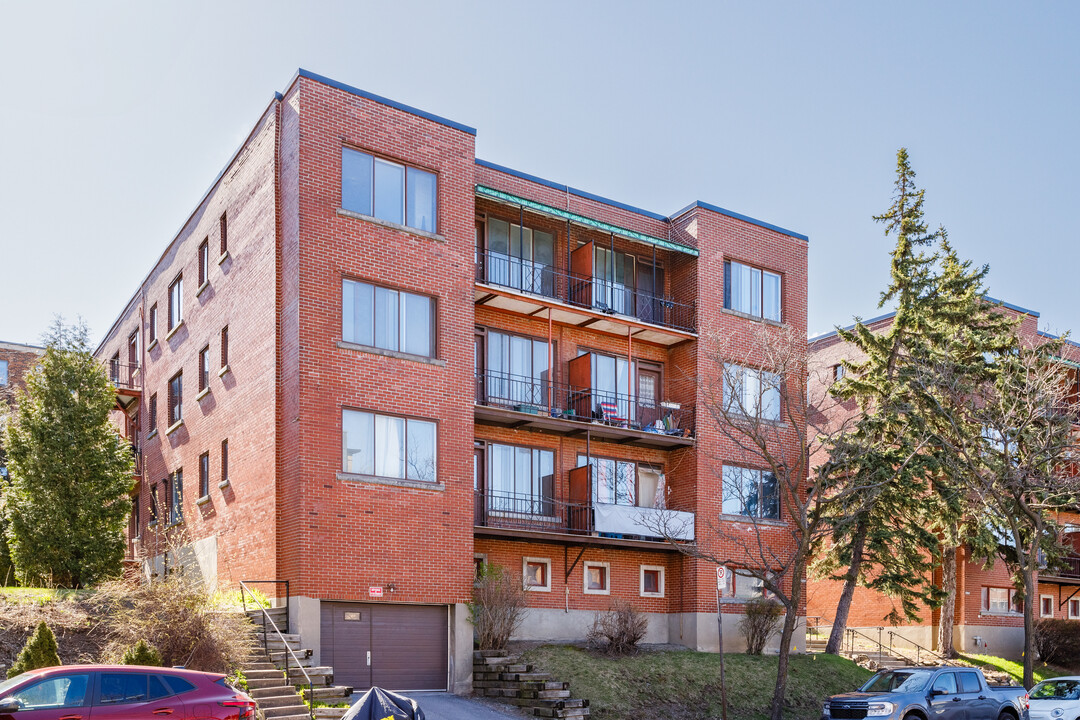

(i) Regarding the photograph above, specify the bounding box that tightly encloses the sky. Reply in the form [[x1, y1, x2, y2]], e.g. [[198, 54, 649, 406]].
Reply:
[[1, 1, 1078, 346]]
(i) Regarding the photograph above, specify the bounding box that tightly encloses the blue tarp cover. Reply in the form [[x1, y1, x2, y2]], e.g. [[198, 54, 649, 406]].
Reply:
[[342, 687, 426, 720]]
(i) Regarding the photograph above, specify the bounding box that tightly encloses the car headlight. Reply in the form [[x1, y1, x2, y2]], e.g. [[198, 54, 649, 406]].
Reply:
[[867, 702, 895, 717], [822, 702, 830, 716], [1052, 709, 1064, 718]]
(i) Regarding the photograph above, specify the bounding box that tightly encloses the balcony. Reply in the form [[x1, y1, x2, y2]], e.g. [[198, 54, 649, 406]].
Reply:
[[474, 370, 694, 450], [1041, 555, 1080, 584], [475, 251, 696, 346], [107, 361, 142, 411], [474, 490, 695, 547]]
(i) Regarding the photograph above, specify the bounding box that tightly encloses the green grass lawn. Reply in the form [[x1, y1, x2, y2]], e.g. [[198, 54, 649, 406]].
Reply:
[[522, 645, 873, 720], [959, 653, 1075, 685]]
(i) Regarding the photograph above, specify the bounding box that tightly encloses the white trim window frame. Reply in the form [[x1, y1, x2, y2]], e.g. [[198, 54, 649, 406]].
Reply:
[[583, 561, 610, 595], [523, 557, 551, 592], [1070, 598, 1080, 620], [640, 565, 665, 598], [1040, 594, 1054, 618]]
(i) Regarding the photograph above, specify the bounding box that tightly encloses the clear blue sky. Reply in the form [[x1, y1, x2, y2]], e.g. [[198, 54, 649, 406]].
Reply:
[[1, 1, 1078, 345]]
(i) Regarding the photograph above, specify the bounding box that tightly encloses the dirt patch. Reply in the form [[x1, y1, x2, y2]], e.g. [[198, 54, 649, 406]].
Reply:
[[0, 592, 106, 671]]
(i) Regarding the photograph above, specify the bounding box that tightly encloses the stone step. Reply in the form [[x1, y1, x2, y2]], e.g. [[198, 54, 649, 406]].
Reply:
[[520, 698, 588, 710], [475, 655, 516, 666], [249, 685, 294, 699], [533, 707, 589, 719], [474, 650, 513, 659], [253, 694, 303, 709], [501, 672, 551, 682], [302, 686, 354, 701], [247, 678, 289, 690], [314, 708, 349, 720], [517, 689, 572, 700], [245, 662, 279, 671], [245, 669, 288, 681], [287, 667, 333, 685], [262, 708, 310, 720], [270, 648, 314, 662]]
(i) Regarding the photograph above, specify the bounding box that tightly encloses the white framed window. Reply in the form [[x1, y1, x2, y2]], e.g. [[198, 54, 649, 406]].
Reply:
[[1041, 595, 1054, 618], [583, 561, 610, 595], [724, 364, 781, 421], [1070, 598, 1080, 619], [724, 259, 781, 322], [523, 557, 551, 592], [473, 553, 487, 578], [640, 565, 665, 598]]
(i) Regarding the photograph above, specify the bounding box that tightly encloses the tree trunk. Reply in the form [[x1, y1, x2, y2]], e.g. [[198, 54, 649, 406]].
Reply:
[[1023, 563, 1036, 689], [768, 559, 804, 720], [826, 518, 869, 654], [938, 545, 958, 658]]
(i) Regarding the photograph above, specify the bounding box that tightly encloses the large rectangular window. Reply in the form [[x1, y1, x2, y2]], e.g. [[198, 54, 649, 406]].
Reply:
[[168, 372, 182, 426], [484, 219, 555, 297], [487, 444, 554, 515], [722, 466, 779, 519], [982, 586, 1021, 614], [341, 148, 437, 233], [724, 260, 781, 322], [342, 409, 437, 483], [342, 279, 435, 358], [724, 364, 781, 421], [483, 330, 549, 407], [168, 275, 183, 330]]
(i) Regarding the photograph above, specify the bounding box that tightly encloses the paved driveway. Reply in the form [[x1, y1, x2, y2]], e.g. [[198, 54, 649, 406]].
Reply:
[[347, 691, 525, 720]]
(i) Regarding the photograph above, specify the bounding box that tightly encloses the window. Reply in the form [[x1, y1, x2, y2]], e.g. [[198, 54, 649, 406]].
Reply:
[[724, 260, 781, 321], [641, 566, 665, 597], [341, 148, 438, 233], [487, 444, 554, 515], [722, 466, 779, 519], [484, 219, 555, 297], [1041, 595, 1054, 618], [132, 495, 140, 539], [99, 673, 149, 705], [149, 484, 159, 524], [342, 279, 435, 358], [168, 372, 182, 426], [342, 409, 437, 483], [482, 330, 550, 407], [9, 674, 90, 709], [168, 274, 183, 330], [220, 326, 229, 368], [721, 570, 772, 600], [110, 352, 120, 383], [149, 304, 158, 345], [148, 393, 158, 433], [584, 562, 610, 595], [474, 554, 487, 578], [169, 470, 183, 525], [219, 211, 228, 256], [958, 671, 981, 694], [198, 239, 209, 287], [523, 557, 551, 592], [199, 452, 210, 499], [198, 346, 210, 393], [577, 455, 665, 509], [982, 587, 1021, 614], [0, 359, 7, 386], [1070, 598, 1080, 620], [724, 364, 781, 421], [833, 364, 845, 382], [931, 672, 958, 696], [221, 439, 229, 486]]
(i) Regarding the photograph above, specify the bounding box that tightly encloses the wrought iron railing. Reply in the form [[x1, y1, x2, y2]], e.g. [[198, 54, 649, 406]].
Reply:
[[476, 250, 696, 333], [474, 490, 592, 535], [107, 361, 141, 391], [1047, 555, 1080, 578], [238, 580, 311, 720], [474, 370, 693, 438]]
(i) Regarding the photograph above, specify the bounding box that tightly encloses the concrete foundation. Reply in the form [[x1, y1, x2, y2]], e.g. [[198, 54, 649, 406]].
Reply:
[[956, 624, 1025, 660]]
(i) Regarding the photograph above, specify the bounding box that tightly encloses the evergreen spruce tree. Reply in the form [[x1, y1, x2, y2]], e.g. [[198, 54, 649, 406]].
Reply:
[[120, 639, 163, 666], [7, 621, 61, 677], [2, 319, 134, 588]]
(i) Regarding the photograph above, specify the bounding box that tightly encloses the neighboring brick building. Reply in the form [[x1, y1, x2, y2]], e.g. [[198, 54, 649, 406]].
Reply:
[[0, 340, 46, 482], [807, 300, 1080, 659], [95, 69, 810, 693]]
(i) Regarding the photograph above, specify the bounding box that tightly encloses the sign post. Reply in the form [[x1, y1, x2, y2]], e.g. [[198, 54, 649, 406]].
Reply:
[[716, 566, 729, 720]]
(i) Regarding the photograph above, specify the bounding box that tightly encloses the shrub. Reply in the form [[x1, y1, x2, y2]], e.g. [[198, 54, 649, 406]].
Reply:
[[8, 621, 61, 677], [739, 596, 783, 655], [468, 564, 527, 650], [121, 639, 162, 666], [1033, 618, 1080, 665], [586, 600, 649, 655], [94, 573, 255, 673]]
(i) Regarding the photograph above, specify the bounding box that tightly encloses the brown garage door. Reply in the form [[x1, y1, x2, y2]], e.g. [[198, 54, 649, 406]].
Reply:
[[321, 602, 448, 692]]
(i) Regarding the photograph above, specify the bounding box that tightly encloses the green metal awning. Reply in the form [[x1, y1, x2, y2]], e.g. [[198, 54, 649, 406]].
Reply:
[[475, 185, 699, 257]]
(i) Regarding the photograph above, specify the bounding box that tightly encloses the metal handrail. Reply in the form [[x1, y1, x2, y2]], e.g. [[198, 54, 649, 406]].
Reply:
[[239, 580, 290, 634], [106, 361, 141, 390], [475, 250, 697, 333], [845, 627, 921, 667], [887, 631, 948, 667], [239, 580, 312, 720]]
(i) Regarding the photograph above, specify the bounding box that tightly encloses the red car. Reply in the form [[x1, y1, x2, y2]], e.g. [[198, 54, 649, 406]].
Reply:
[[0, 665, 256, 720]]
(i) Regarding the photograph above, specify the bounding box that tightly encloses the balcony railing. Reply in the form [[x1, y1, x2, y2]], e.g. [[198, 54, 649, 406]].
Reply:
[[1047, 555, 1080, 578], [474, 370, 693, 438], [476, 250, 696, 333], [107, 361, 141, 392], [474, 489, 695, 542]]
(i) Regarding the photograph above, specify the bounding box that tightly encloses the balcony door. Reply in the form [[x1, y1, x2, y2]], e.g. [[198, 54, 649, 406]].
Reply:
[[485, 218, 555, 297], [638, 365, 661, 429], [635, 263, 665, 325], [482, 330, 550, 410]]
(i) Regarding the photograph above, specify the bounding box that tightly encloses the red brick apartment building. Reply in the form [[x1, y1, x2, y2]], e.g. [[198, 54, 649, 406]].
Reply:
[[94, 70, 809, 693], [807, 300, 1080, 659], [0, 341, 45, 482]]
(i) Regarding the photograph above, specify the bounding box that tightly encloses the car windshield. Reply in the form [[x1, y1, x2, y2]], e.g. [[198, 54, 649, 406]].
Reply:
[[860, 670, 934, 693], [1030, 680, 1080, 700]]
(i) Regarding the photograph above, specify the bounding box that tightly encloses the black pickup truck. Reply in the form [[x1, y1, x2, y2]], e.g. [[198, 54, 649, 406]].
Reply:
[[823, 667, 1028, 720]]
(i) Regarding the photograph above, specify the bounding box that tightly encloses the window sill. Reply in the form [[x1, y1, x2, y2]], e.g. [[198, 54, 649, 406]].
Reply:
[[196, 281, 211, 298], [640, 592, 665, 599], [165, 419, 184, 436], [146, 429, 159, 440], [336, 341, 445, 366], [148, 338, 159, 351], [336, 472, 444, 491], [720, 307, 785, 327], [525, 585, 552, 593], [218, 364, 231, 377], [165, 321, 185, 341], [217, 251, 229, 265], [336, 208, 445, 243], [196, 495, 211, 506], [979, 611, 1023, 618], [584, 589, 611, 596], [218, 479, 230, 489], [719, 513, 786, 527], [196, 387, 211, 401]]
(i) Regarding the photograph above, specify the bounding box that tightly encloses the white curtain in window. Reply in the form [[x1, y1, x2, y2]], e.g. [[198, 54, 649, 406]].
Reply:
[[374, 415, 404, 478]]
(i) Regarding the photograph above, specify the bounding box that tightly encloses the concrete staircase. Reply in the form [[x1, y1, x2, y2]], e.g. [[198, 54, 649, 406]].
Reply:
[[473, 650, 589, 719], [244, 607, 354, 720], [807, 628, 939, 670]]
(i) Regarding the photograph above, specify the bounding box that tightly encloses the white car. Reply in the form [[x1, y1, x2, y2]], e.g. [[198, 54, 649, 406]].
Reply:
[[1028, 676, 1080, 720]]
